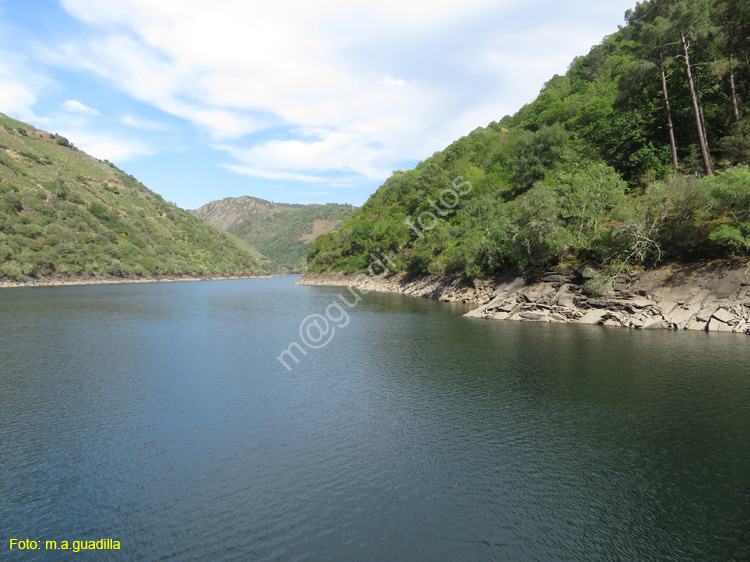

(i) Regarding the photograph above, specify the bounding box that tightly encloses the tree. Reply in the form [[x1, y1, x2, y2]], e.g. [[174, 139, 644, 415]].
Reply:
[[627, 0, 715, 174], [626, 2, 682, 169]]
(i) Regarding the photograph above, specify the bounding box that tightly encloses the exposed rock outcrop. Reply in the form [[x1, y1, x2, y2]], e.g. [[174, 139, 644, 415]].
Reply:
[[300, 261, 750, 334], [299, 272, 495, 304]]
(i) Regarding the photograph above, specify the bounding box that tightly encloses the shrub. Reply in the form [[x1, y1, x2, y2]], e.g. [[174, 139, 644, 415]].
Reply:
[[2, 263, 22, 278], [704, 167, 750, 253], [108, 259, 123, 276], [88, 201, 109, 219]]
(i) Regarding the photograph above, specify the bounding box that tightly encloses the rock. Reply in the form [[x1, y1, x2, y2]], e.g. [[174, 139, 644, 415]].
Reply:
[[628, 297, 657, 309], [715, 271, 744, 299], [695, 307, 713, 322], [711, 308, 737, 324], [578, 309, 608, 325], [685, 320, 708, 331], [519, 311, 550, 321], [552, 285, 576, 308], [302, 263, 750, 335], [664, 304, 700, 328], [707, 318, 735, 332]]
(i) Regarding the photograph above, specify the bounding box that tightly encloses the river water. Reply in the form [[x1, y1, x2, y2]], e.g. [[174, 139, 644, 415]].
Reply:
[[1, 276, 748, 561]]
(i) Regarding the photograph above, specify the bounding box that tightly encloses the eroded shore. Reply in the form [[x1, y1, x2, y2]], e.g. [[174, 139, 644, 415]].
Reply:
[[300, 262, 750, 333], [0, 274, 270, 289]]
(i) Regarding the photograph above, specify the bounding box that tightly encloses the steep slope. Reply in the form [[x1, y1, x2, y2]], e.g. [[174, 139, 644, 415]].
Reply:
[[0, 113, 266, 281], [308, 0, 750, 280], [195, 196, 355, 273]]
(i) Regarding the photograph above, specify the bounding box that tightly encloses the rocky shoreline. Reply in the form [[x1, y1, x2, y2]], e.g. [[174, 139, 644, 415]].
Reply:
[[300, 261, 750, 334], [0, 274, 270, 289]]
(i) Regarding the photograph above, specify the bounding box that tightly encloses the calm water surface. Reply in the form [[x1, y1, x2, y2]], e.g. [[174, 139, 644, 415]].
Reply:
[[1, 277, 749, 561]]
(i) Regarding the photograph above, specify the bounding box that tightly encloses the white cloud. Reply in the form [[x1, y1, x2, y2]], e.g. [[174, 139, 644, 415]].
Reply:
[[0, 49, 50, 120], [73, 134, 154, 161], [220, 164, 328, 183], [63, 99, 100, 115], [0, 83, 36, 113], [121, 113, 174, 131], [45, 0, 637, 193], [382, 75, 408, 87]]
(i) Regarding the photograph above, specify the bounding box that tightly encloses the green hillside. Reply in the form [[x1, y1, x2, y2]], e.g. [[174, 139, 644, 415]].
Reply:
[[0, 113, 266, 281], [309, 0, 750, 280], [195, 196, 355, 273]]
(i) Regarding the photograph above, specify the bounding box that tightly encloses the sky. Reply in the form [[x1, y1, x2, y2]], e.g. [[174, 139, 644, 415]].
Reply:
[[0, 0, 636, 209]]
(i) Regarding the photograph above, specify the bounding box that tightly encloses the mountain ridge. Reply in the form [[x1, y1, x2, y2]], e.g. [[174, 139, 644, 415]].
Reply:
[[194, 196, 356, 273]]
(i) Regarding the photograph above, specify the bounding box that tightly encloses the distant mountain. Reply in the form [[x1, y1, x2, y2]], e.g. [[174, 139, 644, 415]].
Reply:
[[194, 196, 356, 273], [0, 113, 266, 281]]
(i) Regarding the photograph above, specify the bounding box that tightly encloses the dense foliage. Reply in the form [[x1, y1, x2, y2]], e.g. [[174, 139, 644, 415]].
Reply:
[[308, 0, 750, 278], [0, 114, 265, 280]]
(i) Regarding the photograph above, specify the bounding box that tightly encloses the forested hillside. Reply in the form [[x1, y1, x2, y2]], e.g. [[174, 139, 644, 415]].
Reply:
[[0, 114, 265, 280], [308, 0, 750, 280], [195, 197, 355, 273]]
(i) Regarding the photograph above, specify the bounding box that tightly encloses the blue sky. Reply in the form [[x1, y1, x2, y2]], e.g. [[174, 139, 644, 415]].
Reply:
[[0, 0, 635, 209]]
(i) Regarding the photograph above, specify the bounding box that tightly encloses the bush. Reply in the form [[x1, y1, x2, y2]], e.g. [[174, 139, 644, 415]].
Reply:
[[88, 201, 109, 219], [2, 263, 22, 278], [108, 259, 123, 276], [704, 167, 750, 252]]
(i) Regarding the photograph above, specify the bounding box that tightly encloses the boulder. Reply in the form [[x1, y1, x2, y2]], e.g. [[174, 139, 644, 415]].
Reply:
[[707, 318, 735, 332], [711, 308, 737, 324], [578, 309, 608, 325]]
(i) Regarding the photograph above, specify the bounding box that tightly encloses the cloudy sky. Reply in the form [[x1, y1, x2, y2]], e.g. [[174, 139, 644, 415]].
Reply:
[[0, 0, 635, 209]]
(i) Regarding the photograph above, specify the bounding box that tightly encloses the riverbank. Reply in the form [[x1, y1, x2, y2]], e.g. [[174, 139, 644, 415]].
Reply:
[[300, 261, 750, 333], [0, 273, 271, 289]]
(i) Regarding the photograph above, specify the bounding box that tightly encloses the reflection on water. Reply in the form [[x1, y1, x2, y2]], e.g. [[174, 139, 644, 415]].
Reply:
[[1, 277, 749, 561]]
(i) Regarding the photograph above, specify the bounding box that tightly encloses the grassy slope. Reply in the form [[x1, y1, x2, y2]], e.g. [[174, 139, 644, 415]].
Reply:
[[0, 113, 266, 280]]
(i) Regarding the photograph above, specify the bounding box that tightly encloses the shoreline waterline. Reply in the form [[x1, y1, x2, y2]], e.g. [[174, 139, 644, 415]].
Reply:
[[0, 273, 282, 290]]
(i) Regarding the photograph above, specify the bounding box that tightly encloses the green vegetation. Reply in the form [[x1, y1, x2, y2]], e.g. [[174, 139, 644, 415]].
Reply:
[[309, 0, 750, 278], [194, 197, 355, 273], [0, 113, 265, 280]]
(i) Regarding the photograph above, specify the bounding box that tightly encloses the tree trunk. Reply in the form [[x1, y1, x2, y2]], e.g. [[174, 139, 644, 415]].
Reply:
[[681, 32, 713, 175], [729, 54, 741, 122], [660, 52, 680, 169]]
